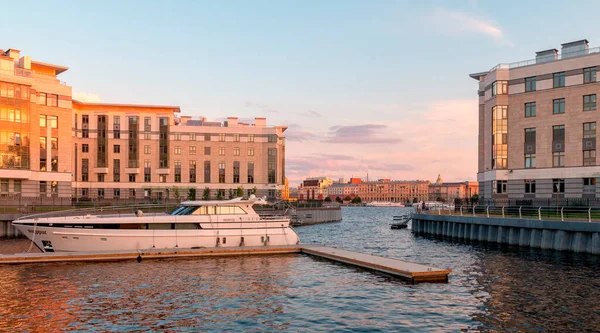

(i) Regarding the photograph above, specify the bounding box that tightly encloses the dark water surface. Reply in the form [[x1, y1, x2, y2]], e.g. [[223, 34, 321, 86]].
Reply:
[[1, 207, 599, 332]]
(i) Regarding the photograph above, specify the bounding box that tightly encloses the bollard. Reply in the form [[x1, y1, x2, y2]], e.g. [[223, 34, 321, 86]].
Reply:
[[561, 207, 564, 221], [589, 207, 592, 222], [473, 205, 476, 216], [502, 206, 505, 218], [519, 206, 522, 219], [460, 206, 463, 216], [486, 205, 489, 218], [538, 207, 542, 220]]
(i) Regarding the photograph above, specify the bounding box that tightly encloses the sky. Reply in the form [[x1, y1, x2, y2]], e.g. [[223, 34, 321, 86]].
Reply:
[[2, 0, 599, 187]]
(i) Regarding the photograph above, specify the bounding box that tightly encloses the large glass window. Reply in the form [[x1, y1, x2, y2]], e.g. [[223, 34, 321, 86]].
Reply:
[[553, 72, 565, 88], [552, 179, 565, 193], [525, 180, 536, 193], [584, 150, 596, 166], [584, 122, 596, 138], [525, 154, 536, 168], [495, 180, 507, 194], [553, 152, 565, 167], [491, 81, 508, 96], [218, 162, 225, 183], [584, 94, 596, 111], [492, 106, 508, 169]]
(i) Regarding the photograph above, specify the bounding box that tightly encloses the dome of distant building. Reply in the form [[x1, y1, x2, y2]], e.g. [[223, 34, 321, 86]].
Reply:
[[435, 174, 443, 185]]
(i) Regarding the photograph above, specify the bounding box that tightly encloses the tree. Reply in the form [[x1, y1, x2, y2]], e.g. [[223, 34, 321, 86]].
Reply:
[[172, 186, 181, 202], [324, 197, 332, 202], [228, 189, 234, 199], [188, 188, 196, 200], [412, 197, 418, 203], [436, 196, 446, 203], [471, 194, 479, 203], [236, 186, 244, 198], [351, 197, 362, 204], [216, 190, 223, 200], [202, 187, 211, 200], [344, 196, 352, 202], [251, 186, 257, 195], [335, 196, 342, 203]]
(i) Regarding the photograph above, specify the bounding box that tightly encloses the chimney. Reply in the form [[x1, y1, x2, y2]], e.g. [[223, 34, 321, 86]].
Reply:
[[18, 56, 31, 69], [6, 49, 20, 60], [254, 117, 266, 127], [561, 39, 589, 59], [535, 48, 558, 64], [227, 117, 238, 127]]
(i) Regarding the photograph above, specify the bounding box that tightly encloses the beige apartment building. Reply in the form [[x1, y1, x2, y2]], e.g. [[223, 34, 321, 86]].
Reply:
[[471, 39, 600, 202], [0, 48, 287, 200], [357, 179, 429, 203], [428, 175, 479, 202]]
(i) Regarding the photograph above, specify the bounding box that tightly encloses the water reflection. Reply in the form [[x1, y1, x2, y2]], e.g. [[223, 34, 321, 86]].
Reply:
[[0, 207, 598, 331]]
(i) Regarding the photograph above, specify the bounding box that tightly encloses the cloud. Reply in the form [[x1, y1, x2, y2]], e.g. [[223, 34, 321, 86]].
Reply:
[[285, 124, 320, 142], [244, 101, 279, 114], [324, 124, 402, 144], [245, 101, 321, 118], [428, 8, 513, 46], [73, 92, 101, 103]]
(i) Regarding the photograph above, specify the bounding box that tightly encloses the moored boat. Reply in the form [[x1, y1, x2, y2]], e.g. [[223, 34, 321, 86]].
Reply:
[[12, 196, 300, 252], [365, 201, 405, 207]]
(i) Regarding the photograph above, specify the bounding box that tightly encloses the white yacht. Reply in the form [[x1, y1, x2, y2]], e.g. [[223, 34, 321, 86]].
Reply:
[[365, 201, 405, 207], [12, 196, 300, 253]]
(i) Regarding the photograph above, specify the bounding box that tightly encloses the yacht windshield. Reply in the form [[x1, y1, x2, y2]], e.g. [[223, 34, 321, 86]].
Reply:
[[169, 206, 199, 216]]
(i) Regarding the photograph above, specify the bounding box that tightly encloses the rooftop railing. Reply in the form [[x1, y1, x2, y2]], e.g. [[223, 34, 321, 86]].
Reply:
[[488, 47, 600, 73], [0, 68, 34, 78]]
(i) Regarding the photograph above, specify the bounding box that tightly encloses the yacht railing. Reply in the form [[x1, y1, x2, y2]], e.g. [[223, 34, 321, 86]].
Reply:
[[16, 204, 176, 221]]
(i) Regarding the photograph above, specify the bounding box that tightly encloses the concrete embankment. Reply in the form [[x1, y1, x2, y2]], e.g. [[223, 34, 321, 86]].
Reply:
[[257, 207, 342, 226], [412, 213, 600, 254], [0, 219, 22, 238]]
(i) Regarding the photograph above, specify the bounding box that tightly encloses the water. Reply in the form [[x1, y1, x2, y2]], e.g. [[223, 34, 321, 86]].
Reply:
[[1, 207, 599, 332]]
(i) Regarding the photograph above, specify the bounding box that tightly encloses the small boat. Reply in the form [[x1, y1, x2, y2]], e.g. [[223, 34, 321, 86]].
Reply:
[[366, 201, 405, 207], [13, 195, 300, 252], [391, 216, 410, 229]]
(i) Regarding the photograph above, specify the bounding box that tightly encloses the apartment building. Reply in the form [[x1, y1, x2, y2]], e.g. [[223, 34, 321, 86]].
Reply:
[[1, 48, 287, 199], [298, 177, 333, 200], [357, 179, 429, 203], [326, 183, 359, 201], [471, 39, 600, 201], [0, 48, 73, 197], [428, 174, 479, 202]]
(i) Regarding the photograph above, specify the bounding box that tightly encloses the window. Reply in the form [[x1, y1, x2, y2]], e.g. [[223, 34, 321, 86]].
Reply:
[[113, 116, 120, 139], [248, 162, 254, 183], [98, 174, 104, 182], [553, 179, 565, 193], [47, 116, 57, 129], [248, 147, 254, 156], [233, 161, 240, 183], [47, 94, 58, 107], [525, 102, 536, 117], [38, 93, 47, 105], [14, 180, 21, 193], [248, 134, 254, 142], [129, 174, 136, 182], [233, 147, 240, 156], [553, 98, 565, 114], [204, 134, 211, 141], [204, 161, 211, 183], [525, 154, 536, 168], [159, 175, 167, 183], [553, 152, 565, 167], [492, 80, 508, 96], [268, 148, 277, 183], [492, 106, 508, 169], [189, 160, 196, 183], [82, 144, 89, 153], [0, 179, 7, 192], [219, 134, 225, 142], [525, 77, 536, 92], [553, 72, 565, 88], [175, 146, 181, 155], [584, 94, 596, 111], [40, 181, 47, 194], [144, 145, 151, 154], [553, 125, 565, 141], [81, 159, 89, 182], [584, 122, 596, 138], [525, 180, 536, 193], [219, 162, 225, 183], [233, 134, 239, 142], [144, 159, 151, 182], [189, 146, 196, 154], [129, 189, 136, 198], [584, 178, 596, 186], [39, 115, 47, 127], [584, 150, 596, 166], [82, 115, 89, 138], [495, 180, 507, 194], [204, 147, 211, 155], [97, 188, 104, 198], [268, 135, 277, 143], [174, 161, 181, 183], [113, 189, 120, 198], [584, 67, 596, 83], [219, 147, 225, 156], [113, 159, 120, 182], [114, 145, 120, 153], [190, 133, 196, 141], [174, 133, 181, 141]]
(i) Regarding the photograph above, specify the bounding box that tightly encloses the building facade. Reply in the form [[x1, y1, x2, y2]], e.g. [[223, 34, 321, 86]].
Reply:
[[0, 48, 287, 200], [358, 179, 429, 203], [428, 175, 479, 202], [326, 183, 359, 201], [471, 39, 600, 202], [298, 177, 333, 200]]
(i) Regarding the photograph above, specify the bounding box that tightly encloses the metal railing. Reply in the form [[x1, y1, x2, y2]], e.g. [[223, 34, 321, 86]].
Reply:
[[0, 68, 34, 78], [423, 204, 600, 222], [488, 47, 600, 73]]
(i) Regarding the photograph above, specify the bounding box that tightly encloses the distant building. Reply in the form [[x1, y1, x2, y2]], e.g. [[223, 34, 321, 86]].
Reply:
[[327, 183, 359, 201], [281, 177, 290, 200], [298, 176, 333, 200], [358, 180, 429, 203], [288, 187, 299, 202], [428, 174, 479, 202]]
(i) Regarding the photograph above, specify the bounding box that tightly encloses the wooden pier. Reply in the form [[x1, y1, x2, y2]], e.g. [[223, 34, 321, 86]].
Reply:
[[0, 245, 451, 283]]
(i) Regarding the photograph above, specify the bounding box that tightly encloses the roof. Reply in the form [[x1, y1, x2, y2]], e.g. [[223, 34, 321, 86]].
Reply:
[[181, 196, 267, 206], [469, 71, 489, 80], [73, 100, 181, 112], [31, 60, 69, 74]]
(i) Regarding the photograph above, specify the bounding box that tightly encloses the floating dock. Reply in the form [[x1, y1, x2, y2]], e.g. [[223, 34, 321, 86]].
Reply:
[[0, 245, 451, 283]]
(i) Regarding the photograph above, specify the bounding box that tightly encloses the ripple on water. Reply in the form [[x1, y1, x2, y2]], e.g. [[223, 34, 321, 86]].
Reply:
[[0, 207, 599, 332]]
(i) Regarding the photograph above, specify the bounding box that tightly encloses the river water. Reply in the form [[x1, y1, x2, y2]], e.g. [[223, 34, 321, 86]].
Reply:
[[0, 207, 599, 332]]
